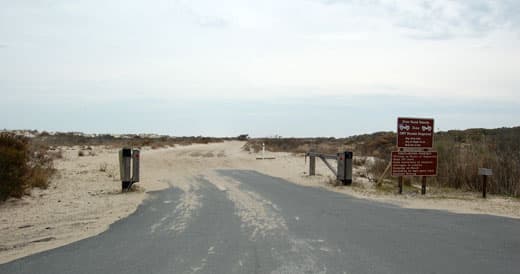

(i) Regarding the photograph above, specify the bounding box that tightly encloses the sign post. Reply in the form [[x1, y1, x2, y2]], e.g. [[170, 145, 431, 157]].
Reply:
[[421, 176, 426, 195], [392, 117, 437, 195], [478, 168, 493, 198]]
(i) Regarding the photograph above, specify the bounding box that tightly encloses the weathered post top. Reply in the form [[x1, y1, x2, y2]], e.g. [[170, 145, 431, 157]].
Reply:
[[478, 168, 493, 176]]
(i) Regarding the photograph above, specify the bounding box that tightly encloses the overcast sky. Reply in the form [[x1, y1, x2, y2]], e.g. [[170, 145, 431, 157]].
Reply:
[[1, 0, 520, 136]]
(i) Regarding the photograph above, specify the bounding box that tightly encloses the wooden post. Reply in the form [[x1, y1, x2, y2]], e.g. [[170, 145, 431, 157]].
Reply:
[[482, 175, 487, 198], [478, 168, 492, 199], [376, 161, 391, 187], [398, 176, 403, 194], [309, 155, 316, 176], [421, 176, 426, 195]]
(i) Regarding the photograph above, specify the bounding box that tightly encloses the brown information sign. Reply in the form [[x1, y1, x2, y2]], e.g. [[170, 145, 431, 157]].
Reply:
[[391, 151, 438, 176], [397, 117, 434, 148]]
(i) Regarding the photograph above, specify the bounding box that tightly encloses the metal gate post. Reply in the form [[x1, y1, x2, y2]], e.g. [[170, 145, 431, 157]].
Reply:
[[132, 149, 140, 183], [309, 155, 316, 176], [119, 148, 132, 190], [336, 152, 343, 184], [344, 151, 353, 185], [336, 151, 353, 185]]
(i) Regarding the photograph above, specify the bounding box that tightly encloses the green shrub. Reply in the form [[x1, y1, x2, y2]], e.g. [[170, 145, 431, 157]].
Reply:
[[0, 133, 55, 201], [0, 133, 30, 200]]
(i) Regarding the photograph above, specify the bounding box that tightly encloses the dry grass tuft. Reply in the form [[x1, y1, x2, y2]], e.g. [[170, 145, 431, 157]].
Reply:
[[353, 157, 367, 166], [99, 162, 108, 172]]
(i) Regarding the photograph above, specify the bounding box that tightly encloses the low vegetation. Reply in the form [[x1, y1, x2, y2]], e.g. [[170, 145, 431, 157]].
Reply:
[[0, 130, 238, 201], [435, 128, 520, 196], [32, 132, 229, 148], [246, 127, 520, 197], [243, 137, 352, 154], [0, 133, 55, 201]]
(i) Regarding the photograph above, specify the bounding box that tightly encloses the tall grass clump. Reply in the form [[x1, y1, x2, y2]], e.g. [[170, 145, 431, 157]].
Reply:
[[0, 133, 55, 201], [435, 129, 520, 196]]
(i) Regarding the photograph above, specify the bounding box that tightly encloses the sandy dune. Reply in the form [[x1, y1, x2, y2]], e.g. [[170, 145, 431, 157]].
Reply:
[[1, 141, 519, 264]]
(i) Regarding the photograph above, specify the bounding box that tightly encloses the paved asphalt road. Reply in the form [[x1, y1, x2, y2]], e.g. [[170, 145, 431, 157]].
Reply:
[[1, 170, 519, 274]]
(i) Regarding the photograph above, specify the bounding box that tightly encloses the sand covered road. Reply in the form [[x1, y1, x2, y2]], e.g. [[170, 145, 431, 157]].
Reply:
[[2, 170, 519, 274], [0, 141, 310, 263], [1, 141, 520, 264]]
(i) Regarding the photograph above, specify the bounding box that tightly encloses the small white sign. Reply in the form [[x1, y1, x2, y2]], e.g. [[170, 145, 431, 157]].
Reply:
[[478, 168, 493, 176]]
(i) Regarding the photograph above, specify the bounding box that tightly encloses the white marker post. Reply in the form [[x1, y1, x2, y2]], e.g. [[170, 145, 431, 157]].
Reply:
[[256, 143, 275, 160]]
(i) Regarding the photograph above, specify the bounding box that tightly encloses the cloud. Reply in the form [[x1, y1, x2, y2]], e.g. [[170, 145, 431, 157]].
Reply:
[[197, 16, 229, 28], [0, 44, 7, 48], [172, 0, 230, 29], [317, 0, 520, 40]]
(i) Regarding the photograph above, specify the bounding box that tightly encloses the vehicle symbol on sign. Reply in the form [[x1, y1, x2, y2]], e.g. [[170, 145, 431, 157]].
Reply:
[[422, 125, 432, 132], [399, 124, 410, 131]]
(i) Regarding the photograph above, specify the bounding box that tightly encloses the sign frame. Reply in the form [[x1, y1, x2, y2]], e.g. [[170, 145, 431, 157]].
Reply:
[[397, 117, 435, 149], [478, 168, 493, 176], [391, 151, 438, 177]]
